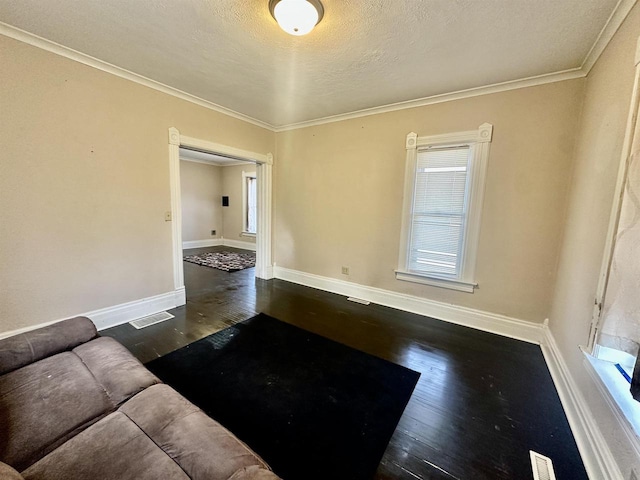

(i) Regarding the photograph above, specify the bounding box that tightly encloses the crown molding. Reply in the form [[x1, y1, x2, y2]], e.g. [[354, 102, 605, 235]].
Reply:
[[581, 0, 638, 74], [2, 0, 636, 133], [0, 22, 275, 132], [275, 0, 636, 134], [273, 68, 586, 131]]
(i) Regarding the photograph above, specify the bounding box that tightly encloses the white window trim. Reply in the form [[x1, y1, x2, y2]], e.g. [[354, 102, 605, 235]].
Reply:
[[242, 170, 257, 235], [395, 123, 493, 293]]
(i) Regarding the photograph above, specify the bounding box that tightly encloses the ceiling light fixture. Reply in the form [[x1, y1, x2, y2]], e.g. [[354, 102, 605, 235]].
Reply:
[[269, 0, 324, 36]]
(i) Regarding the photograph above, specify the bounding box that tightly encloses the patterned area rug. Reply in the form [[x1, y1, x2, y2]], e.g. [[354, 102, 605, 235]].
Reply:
[[183, 251, 256, 272]]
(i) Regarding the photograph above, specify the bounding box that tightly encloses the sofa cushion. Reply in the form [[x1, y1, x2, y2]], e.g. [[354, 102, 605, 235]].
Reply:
[[0, 317, 97, 376], [21, 412, 191, 480], [73, 337, 159, 406], [0, 352, 111, 471], [0, 462, 25, 480], [119, 384, 270, 480]]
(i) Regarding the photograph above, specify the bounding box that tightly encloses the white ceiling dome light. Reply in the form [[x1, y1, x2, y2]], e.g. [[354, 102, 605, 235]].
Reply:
[[269, 0, 324, 36]]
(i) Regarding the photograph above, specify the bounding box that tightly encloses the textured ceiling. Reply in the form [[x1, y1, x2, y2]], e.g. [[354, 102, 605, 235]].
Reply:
[[0, 0, 620, 128]]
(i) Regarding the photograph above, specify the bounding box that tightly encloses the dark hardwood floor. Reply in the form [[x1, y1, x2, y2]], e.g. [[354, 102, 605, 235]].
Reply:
[[102, 246, 587, 480]]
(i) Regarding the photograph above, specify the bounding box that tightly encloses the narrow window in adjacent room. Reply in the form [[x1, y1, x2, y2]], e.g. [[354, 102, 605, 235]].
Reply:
[[396, 124, 493, 293], [243, 172, 257, 235]]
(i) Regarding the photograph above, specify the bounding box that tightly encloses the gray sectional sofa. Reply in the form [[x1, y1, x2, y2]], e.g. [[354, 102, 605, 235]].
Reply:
[[0, 316, 280, 480]]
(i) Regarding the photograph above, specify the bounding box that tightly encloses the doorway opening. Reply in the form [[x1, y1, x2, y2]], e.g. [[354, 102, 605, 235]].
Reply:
[[167, 128, 273, 308], [180, 147, 257, 297]]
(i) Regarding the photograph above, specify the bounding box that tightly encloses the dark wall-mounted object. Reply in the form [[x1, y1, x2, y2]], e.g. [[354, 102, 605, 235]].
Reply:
[[222, 196, 229, 207], [632, 353, 640, 402]]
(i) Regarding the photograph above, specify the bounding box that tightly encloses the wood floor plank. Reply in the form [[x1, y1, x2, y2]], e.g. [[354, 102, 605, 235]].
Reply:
[[101, 246, 587, 479]]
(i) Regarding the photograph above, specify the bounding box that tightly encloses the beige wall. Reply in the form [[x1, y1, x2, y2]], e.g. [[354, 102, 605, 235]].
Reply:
[[549, 4, 640, 476], [179, 160, 257, 245], [222, 164, 257, 244], [0, 35, 274, 333], [180, 161, 222, 242], [275, 79, 585, 322]]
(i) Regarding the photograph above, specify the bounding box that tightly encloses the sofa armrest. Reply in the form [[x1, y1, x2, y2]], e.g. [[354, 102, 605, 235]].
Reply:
[[0, 316, 97, 375], [0, 461, 25, 480]]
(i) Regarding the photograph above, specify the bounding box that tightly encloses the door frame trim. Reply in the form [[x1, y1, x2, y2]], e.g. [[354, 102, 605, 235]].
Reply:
[[168, 127, 274, 300]]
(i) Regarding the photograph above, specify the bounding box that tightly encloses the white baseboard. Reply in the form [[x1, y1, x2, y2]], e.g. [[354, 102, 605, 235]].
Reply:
[[89, 288, 185, 330], [174, 285, 186, 306], [94, 288, 188, 331], [540, 328, 622, 480], [182, 238, 256, 251], [0, 288, 186, 339], [273, 266, 544, 344], [182, 239, 222, 249], [222, 238, 257, 251]]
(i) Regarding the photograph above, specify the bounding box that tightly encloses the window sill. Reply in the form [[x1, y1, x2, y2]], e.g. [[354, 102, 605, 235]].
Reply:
[[395, 270, 477, 293], [240, 232, 256, 238], [583, 348, 640, 451]]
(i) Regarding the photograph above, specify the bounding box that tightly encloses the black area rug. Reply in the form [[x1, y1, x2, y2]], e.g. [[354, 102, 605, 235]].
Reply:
[[183, 251, 255, 271], [146, 314, 420, 480]]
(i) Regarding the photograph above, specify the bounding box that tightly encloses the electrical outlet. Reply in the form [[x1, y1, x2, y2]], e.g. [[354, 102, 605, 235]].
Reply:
[[341, 266, 349, 275], [164, 211, 172, 222], [211, 230, 216, 235]]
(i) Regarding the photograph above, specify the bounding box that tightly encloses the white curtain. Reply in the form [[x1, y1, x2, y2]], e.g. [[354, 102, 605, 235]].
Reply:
[[598, 118, 640, 357]]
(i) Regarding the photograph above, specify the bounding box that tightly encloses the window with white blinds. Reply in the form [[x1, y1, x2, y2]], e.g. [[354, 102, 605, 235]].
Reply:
[[409, 146, 471, 278], [246, 176, 257, 234], [396, 124, 492, 293]]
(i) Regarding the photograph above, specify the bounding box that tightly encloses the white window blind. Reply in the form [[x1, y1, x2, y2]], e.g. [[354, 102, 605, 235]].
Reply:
[[408, 146, 471, 278]]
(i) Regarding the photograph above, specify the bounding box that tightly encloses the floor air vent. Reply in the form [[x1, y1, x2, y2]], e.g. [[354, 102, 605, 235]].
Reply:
[[129, 312, 175, 329], [530, 451, 556, 480], [347, 297, 370, 305]]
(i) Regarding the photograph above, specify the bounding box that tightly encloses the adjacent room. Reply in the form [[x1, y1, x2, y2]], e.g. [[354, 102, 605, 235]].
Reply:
[[1, 1, 640, 479], [176, 146, 260, 331]]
